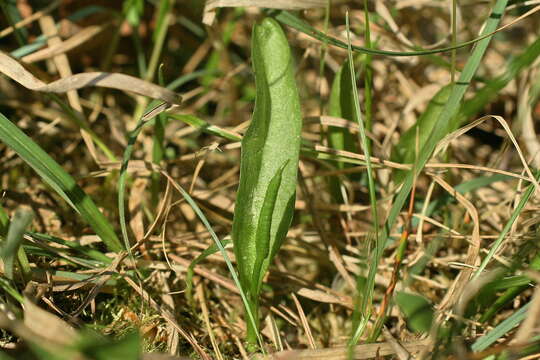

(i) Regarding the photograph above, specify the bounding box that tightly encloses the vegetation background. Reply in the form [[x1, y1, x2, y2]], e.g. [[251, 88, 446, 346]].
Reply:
[[0, 0, 540, 359]]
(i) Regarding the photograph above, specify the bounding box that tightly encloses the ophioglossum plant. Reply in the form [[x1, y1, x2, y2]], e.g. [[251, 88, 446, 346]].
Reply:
[[232, 18, 302, 345]]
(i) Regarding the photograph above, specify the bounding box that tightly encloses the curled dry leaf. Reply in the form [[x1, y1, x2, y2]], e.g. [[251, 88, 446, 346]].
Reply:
[[203, 0, 326, 25], [0, 51, 182, 105]]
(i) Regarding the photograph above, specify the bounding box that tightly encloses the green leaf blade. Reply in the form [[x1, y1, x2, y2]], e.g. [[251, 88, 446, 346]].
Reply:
[[0, 113, 122, 253], [1, 207, 33, 280], [383, 0, 510, 261], [232, 17, 302, 344], [395, 291, 434, 334], [327, 60, 359, 201]]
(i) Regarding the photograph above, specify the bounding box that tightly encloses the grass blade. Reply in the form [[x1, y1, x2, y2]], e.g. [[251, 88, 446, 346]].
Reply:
[[168, 114, 242, 142], [393, 36, 540, 176], [0, 112, 122, 253], [170, 180, 264, 352], [132, 0, 173, 121], [118, 115, 151, 264], [473, 171, 540, 279], [27, 232, 111, 265], [460, 36, 540, 125], [472, 302, 530, 352], [0, 204, 8, 236], [345, 11, 380, 346], [270, 9, 504, 57], [391, 85, 452, 184], [0, 277, 23, 303], [327, 60, 359, 201], [1, 207, 33, 280], [382, 0, 509, 275], [393, 36, 540, 183], [185, 238, 231, 305]]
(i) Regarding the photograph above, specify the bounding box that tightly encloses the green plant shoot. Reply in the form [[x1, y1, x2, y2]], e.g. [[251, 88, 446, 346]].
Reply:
[[232, 17, 302, 345], [327, 59, 358, 202]]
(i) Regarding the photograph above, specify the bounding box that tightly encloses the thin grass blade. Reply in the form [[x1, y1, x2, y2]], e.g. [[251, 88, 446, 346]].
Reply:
[[393, 36, 540, 178], [327, 60, 359, 201], [345, 10, 380, 346], [473, 171, 540, 279], [472, 302, 530, 352], [0, 113, 122, 253], [269, 10, 505, 57], [382, 0, 509, 269], [185, 238, 232, 305], [1, 208, 33, 280]]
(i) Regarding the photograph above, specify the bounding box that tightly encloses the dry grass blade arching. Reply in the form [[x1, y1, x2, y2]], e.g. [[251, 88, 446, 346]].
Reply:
[[203, 0, 327, 25], [0, 51, 182, 105], [430, 174, 481, 311], [434, 114, 540, 192], [424, 113, 540, 309]]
